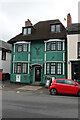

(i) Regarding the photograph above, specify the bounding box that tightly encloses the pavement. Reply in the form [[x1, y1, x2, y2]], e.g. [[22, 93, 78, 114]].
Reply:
[[0, 80, 49, 94]]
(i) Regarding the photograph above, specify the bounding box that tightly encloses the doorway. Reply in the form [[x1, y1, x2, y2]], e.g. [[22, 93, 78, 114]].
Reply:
[[35, 66, 41, 82], [72, 62, 80, 83]]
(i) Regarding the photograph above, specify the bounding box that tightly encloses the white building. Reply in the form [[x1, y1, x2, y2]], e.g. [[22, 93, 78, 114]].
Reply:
[[67, 23, 80, 83], [0, 40, 11, 73]]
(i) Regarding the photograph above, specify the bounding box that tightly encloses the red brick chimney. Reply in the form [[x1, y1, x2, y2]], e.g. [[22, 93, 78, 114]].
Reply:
[[25, 19, 32, 27], [67, 13, 72, 28]]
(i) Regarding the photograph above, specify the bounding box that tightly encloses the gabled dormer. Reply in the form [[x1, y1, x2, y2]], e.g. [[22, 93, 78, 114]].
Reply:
[[22, 19, 34, 35], [50, 23, 61, 33], [23, 26, 32, 35]]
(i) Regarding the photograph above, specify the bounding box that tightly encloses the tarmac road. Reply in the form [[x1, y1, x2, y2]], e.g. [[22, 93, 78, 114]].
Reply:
[[2, 90, 79, 119]]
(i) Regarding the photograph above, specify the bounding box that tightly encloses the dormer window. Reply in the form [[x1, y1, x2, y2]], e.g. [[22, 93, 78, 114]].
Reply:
[[23, 27, 31, 35], [51, 24, 61, 32]]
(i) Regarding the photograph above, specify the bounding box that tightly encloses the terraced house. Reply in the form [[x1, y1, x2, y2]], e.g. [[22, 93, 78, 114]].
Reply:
[[8, 19, 67, 84]]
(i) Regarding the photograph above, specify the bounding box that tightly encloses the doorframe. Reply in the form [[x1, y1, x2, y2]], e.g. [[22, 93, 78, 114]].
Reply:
[[34, 65, 41, 82]]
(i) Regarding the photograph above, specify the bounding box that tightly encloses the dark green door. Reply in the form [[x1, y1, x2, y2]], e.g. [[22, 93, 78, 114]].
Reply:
[[35, 66, 41, 81]]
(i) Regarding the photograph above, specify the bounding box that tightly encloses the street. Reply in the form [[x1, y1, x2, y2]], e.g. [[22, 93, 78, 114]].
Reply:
[[2, 90, 79, 119]]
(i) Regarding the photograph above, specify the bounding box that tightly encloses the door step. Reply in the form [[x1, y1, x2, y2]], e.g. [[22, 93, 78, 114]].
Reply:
[[31, 82, 41, 86]]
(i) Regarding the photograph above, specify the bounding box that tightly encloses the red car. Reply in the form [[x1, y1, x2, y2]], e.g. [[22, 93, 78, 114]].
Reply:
[[49, 79, 80, 96]]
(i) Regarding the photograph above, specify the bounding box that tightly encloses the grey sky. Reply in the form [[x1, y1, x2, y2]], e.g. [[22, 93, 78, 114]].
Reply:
[[0, 0, 79, 42]]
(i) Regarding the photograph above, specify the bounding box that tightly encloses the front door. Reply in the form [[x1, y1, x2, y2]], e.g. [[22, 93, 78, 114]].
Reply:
[[35, 66, 41, 81], [72, 62, 80, 83]]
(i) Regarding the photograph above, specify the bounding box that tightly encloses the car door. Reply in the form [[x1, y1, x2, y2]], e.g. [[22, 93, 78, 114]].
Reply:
[[64, 80, 78, 94], [56, 80, 65, 93]]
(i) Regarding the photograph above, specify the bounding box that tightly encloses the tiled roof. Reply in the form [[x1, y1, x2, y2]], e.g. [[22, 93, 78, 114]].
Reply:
[[0, 40, 11, 51], [68, 23, 80, 34], [8, 19, 66, 44]]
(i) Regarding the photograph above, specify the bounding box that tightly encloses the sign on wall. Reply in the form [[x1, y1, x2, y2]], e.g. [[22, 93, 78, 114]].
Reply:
[[16, 75, 20, 82]]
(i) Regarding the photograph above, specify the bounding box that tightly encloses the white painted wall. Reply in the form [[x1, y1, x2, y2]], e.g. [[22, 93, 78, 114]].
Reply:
[[0, 50, 2, 70], [2, 52, 11, 73], [67, 34, 80, 79], [0, 50, 11, 73]]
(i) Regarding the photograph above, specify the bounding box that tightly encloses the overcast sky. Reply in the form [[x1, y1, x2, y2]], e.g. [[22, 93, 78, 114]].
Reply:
[[0, 0, 80, 42]]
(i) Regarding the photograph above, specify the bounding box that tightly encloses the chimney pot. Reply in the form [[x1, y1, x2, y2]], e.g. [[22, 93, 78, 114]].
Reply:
[[67, 13, 72, 28], [25, 19, 32, 27]]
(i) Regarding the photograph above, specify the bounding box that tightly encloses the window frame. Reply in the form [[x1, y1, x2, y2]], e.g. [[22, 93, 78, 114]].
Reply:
[[22, 63, 27, 74], [23, 27, 31, 35], [46, 63, 50, 74], [50, 25, 56, 32], [56, 24, 61, 32], [47, 42, 50, 51], [57, 63, 62, 75], [23, 44, 28, 52], [51, 41, 56, 51], [2, 49, 6, 60], [56, 80, 65, 84], [17, 63, 22, 74], [78, 42, 80, 58], [18, 44, 22, 52], [14, 63, 17, 74], [51, 62, 56, 75], [50, 24, 61, 33], [64, 80, 75, 86], [57, 41, 62, 51]]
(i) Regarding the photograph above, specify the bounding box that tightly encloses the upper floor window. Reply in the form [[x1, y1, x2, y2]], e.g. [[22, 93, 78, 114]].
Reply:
[[51, 24, 61, 33], [18, 44, 22, 52], [57, 42, 62, 51], [2, 49, 6, 60], [23, 28, 31, 35], [78, 42, 80, 58], [15, 44, 28, 52], [46, 41, 62, 51], [51, 42, 56, 51], [23, 44, 28, 52], [47, 42, 50, 51]]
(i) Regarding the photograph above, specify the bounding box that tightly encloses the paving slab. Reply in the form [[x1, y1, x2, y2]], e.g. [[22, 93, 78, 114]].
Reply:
[[0, 86, 2, 89], [17, 85, 42, 91]]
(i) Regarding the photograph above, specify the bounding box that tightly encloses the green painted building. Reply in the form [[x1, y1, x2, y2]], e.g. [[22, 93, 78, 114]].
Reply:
[[8, 19, 67, 84]]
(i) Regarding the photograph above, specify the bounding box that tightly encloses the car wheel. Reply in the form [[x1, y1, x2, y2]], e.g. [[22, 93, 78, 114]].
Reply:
[[78, 91, 80, 97], [50, 88, 57, 95]]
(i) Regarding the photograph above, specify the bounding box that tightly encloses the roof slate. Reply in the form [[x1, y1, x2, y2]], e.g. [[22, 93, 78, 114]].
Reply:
[[0, 40, 11, 51], [8, 19, 66, 44], [68, 23, 80, 34]]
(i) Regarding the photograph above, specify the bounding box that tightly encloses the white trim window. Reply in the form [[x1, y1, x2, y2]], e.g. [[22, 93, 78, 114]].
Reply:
[[17, 63, 21, 74], [51, 42, 56, 51], [57, 42, 62, 51], [57, 63, 62, 75], [51, 63, 56, 75], [78, 42, 80, 58], [23, 44, 28, 52], [47, 42, 50, 51], [18, 44, 22, 52], [46, 63, 50, 74], [14, 63, 17, 73], [22, 63, 27, 74]]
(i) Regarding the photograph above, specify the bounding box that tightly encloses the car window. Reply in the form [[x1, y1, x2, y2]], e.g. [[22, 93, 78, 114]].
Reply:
[[64, 80, 75, 85], [56, 80, 64, 84]]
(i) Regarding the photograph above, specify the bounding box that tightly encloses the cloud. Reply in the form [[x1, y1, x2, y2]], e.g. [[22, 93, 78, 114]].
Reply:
[[0, 0, 79, 41]]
